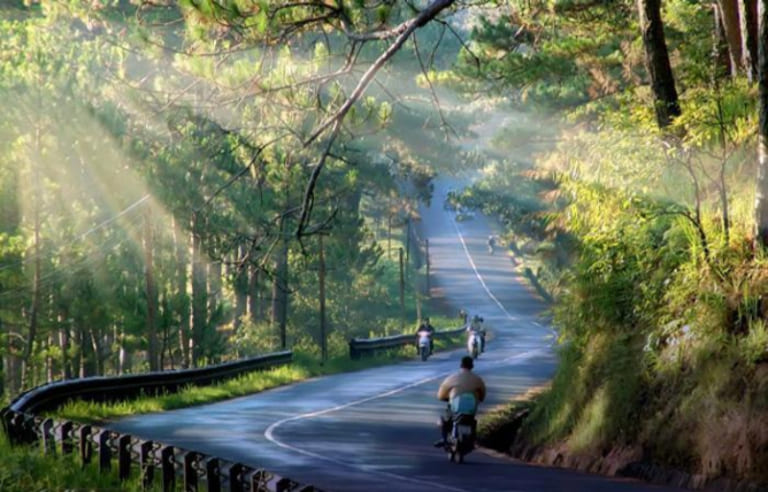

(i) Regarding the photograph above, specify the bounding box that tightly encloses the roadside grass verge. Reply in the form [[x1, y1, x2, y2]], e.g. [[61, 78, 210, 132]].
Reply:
[[0, 431, 150, 492], [54, 322, 467, 424], [477, 385, 549, 452]]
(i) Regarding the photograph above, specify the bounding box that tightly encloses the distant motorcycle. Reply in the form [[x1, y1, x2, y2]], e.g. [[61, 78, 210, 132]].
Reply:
[[418, 330, 433, 361], [467, 331, 481, 359]]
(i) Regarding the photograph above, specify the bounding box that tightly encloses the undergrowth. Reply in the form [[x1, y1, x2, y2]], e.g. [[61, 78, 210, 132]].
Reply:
[[0, 430, 149, 491]]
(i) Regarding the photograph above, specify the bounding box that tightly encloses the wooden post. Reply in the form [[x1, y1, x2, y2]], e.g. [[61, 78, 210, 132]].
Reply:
[[399, 248, 405, 331], [183, 452, 198, 491], [59, 421, 73, 454], [118, 434, 131, 481], [206, 458, 221, 492], [98, 430, 111, 472], [319, 235, 327, 362], [140, 441, 154, 488], [42, 418, 54, 454], [79, 425, 92, 466], [161, 445, 175, 491], [229, 463, 244, 492]]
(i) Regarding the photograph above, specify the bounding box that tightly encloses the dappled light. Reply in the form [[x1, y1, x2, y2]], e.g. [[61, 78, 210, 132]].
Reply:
[[2, 0, 768, 490]]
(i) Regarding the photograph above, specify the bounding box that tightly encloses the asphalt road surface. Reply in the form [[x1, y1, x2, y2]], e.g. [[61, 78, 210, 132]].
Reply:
[[111, 179, 679, 491]]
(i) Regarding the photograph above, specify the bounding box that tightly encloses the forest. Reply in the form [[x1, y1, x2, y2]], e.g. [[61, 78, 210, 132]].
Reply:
[[2, 0, 768, 488]]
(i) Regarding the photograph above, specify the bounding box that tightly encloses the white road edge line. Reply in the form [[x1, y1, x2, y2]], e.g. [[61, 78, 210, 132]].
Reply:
[[449, 217, 519, 322], [264, 200, 543, 491], [264, 349, 543, 492]]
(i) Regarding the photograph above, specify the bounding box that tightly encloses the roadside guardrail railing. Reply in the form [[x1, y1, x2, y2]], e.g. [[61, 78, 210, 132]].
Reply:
[[5, 350, 293, 415], [1, 350, 321, 491], [348, 326, 466, 359], [0, 408, 317, 491]]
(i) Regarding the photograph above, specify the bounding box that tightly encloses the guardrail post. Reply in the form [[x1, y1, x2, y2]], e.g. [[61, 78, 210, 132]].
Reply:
[[59, 421, 73, 454], [267, 474, 298, 492], [0, 408, 11, 440], [229, 463, 244, 492], [349, 339, 359, 360], [205, 457, 220, 492], [247, 469, 267, 491], [41, 418, 55, 454], [79, 425, 92, 466], [140, 440, 154, 488], [161, 445, 175, 491], [98, 430, 111, 472], [118, 434, 132, 481], [183, 451, 199, 491]]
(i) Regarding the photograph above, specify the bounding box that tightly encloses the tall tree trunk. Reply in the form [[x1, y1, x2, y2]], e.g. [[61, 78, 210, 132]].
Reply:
[[271, 226, 289, 350], [143, 209, 159, 371], [90, 328, 102, 376], [77, 323, 95, 378], [22, 126, 43, 390], [0, 166, 21, 395], [714, 2, 734, 82], [637, 0, 682, 127], [191, 218, 207, 366], [719, 0, 745, 75], [58, 310, 71, 379], [0, 319, 4, 397], [172, 216, 191, 368], [45, 334, 53, 383], [754, 0, 768, 246], [208, 260, 222, 318], [248, 264, 261, 323], [318, 235, 327, 361], [234, 247, 247, 330], [740, 0, 759, 81]]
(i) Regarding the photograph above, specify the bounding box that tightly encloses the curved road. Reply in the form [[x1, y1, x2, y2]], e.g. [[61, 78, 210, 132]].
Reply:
[[111, 180, 677, 491]]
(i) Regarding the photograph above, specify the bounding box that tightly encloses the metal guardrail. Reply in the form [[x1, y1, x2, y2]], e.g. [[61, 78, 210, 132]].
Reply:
[[348, 326, 466, 359], [0, 350, 320, 491], [0, 408, 318, 491], [6, 350, 293, 415]]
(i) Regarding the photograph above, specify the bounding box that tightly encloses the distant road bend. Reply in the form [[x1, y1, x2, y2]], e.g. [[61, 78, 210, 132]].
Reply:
[[112, 179, 678, 491]]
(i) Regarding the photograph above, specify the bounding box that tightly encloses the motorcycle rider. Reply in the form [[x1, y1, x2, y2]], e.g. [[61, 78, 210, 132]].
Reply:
[[416, 317, 435, 355], [458, 308, 468, 326], [434, 356, 486, 447], [467, 314, 486, 353], [487, 235, 496, 254]]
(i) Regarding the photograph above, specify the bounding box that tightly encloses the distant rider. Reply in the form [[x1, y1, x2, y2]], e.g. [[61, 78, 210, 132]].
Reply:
[[487, 235, 496, 254], [434, 356, 486, 447], [416, 317, 435, 355], [458, 309, 468, 327], [467, 314, 486, 353]]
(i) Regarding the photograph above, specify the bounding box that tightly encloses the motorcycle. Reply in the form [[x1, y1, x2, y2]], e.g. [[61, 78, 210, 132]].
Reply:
[[418, 330, 432, 361], [440, 410, 477, 463], [467, 330, 481, 359]]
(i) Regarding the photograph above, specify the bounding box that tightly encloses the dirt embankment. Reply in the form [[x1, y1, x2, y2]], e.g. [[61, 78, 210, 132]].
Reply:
[[478, 382, 768, 492]]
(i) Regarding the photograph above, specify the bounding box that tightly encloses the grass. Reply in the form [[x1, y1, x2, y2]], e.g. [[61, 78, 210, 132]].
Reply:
[[54, 324, 466, 424], [0, 431, 150, 492]]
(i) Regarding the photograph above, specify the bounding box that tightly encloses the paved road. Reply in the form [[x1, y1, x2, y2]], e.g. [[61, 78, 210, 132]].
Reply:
[[111, 179, 678, 491]]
